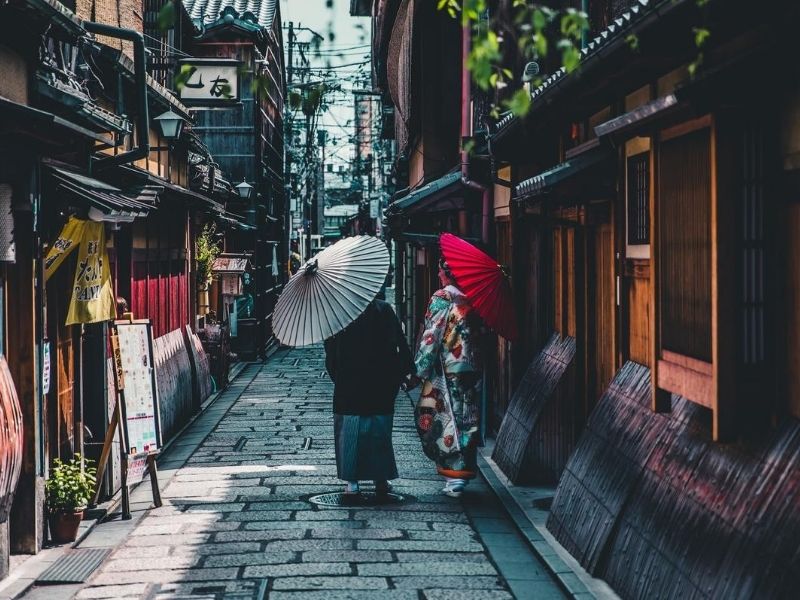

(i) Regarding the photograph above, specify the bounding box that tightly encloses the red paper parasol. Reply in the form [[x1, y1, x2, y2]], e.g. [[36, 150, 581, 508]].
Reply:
[[440, 233, 517, 341]]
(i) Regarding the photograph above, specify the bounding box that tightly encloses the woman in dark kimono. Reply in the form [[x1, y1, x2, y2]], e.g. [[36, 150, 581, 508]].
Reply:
[[324, 297, 414, 495]]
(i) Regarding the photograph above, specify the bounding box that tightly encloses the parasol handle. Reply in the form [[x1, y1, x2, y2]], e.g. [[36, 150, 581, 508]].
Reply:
[[304, 259, 319, 276]]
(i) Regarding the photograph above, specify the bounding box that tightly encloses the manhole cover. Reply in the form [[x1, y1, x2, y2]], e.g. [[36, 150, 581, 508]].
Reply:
[[307, 491, 409, 507]]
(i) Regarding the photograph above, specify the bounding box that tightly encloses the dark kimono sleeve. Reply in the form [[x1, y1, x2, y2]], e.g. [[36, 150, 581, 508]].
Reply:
[[392, 310, 415, 378], [323, 336, 337, 383]]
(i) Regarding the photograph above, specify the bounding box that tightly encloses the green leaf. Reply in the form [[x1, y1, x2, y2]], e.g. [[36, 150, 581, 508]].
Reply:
[[157, 1, 176, 33], [174, 64, 194, 92], [504, 88, 532, 117], [625, 34, 640, 52], [561, 43, 581, 73], [693, 27, 710, 48], [533, 33, 548, 59]]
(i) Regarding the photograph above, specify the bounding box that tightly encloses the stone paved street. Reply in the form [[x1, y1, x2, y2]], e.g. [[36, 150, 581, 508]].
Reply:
[[73, 347, 567, 599]]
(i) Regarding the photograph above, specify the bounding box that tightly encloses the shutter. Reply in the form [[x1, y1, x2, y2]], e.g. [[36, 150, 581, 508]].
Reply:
[[0, 184, 16, 263]]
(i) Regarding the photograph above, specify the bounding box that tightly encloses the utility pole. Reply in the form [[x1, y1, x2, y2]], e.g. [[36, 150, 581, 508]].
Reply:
[[285, 22, 294, 264], [305, 110, 313, 259]]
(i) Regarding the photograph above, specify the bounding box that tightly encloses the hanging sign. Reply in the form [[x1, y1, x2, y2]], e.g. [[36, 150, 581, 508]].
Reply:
[[221, 273, 241, 296], [44, 218, 116, 325], [113, 321, 161, 455], [370, 198, 380, 219], [178, 59, 241, 105], [66, 220, 115, 325], [41, 341, 51, 395], [44, 216, 84, 282]]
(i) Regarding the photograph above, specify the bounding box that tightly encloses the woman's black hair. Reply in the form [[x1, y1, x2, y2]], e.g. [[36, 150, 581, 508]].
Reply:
[[438, 257, 454, 280]]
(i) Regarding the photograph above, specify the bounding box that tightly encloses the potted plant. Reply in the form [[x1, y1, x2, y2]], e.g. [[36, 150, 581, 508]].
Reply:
[[45, 454, 96, 543], [196, 223, 221, 315]]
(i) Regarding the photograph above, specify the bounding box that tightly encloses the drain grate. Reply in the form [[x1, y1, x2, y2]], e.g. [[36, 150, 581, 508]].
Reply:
[[36, 548, 111, 584], [308, 491, 409, 507]]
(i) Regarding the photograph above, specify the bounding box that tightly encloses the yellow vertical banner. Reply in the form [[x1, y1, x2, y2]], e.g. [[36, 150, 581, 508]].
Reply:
[[44, 216, 84, 283], [65, 220, 116, 325]]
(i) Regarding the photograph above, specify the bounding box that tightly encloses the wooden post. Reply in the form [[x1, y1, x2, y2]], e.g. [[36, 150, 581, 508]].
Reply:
[[120, 452, 130, 520], [7, 206, 45, 554], [90, 401, 119, 506], [711, 113, 736, 441], [146, 455, 162, 508], [649, 133, 672, 412]]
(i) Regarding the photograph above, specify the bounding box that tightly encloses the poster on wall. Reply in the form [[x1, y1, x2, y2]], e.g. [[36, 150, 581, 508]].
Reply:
[[113, 320, 162, 455]]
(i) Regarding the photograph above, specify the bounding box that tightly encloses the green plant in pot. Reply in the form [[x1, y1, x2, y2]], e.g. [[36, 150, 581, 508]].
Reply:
[[45, 454, 96, 543], [196, 223, 221, 315]]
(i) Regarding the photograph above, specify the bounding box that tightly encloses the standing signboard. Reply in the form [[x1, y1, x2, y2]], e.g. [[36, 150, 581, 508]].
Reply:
[[93, 319, 163, 518], [114, 321, 162, 455]]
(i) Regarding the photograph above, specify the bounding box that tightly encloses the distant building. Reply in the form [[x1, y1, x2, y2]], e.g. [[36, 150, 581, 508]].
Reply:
[[323, 204, 360, 244]]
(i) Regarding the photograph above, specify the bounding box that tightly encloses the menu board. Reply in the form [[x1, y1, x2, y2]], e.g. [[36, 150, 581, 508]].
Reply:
[[113, 321, 161, 455]]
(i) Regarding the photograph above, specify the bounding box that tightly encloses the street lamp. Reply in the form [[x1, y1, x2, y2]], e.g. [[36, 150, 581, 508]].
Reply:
[[153, 109, 186, 140], [235, 181, 254, 200]]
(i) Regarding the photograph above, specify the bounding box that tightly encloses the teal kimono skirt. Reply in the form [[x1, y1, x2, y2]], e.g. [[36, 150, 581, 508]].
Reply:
[[333, 414, 398, 482]]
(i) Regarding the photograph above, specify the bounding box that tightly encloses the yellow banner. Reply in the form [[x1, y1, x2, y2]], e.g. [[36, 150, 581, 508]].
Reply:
[[65, 220, 116, 326], [44, 216, 84, 283]]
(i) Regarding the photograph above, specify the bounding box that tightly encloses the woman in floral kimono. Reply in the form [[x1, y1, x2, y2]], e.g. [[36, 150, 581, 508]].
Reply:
[[409, 259, 482, 498]]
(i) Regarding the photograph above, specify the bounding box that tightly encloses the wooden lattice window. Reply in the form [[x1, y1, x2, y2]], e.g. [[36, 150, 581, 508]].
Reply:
[[627, 152, 650, 246], [658, 128, 712, 362]]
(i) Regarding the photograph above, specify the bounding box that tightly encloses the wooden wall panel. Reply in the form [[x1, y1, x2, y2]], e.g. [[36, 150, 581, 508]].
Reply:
[[787, 203, 800, 419], [593, 224, 615, 400], [628, 273, 651, 366], [553, 229, 563, 335], [566, 228, 577, 338]]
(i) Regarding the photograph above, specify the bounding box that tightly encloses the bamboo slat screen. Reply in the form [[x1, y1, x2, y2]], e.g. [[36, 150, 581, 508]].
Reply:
[[658, 128, 712, 362], [627, 152, 650, 245]]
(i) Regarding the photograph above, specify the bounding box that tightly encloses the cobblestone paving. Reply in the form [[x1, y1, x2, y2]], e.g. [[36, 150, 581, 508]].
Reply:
[[77, 347, 566, 599]]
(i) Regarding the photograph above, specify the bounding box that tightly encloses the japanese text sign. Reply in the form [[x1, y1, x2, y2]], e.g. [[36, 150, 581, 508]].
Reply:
[[178, 60, 240, 104]]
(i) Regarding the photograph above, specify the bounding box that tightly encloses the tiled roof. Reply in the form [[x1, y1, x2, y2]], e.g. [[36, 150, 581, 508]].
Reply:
[[182, 0, 278, 28], [493, 0, 660, 137], [514, 147, 610, 200]]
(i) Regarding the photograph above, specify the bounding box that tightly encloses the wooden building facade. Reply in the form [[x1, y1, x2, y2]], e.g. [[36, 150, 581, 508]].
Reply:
[[182, 0, 287, 360], [0, 0, 282, 581], [377, 0, 499, 382], [486, 0, 800, 596]]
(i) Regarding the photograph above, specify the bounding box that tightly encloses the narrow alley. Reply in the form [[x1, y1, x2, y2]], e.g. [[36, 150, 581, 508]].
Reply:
[[41, 347, 567, 600]]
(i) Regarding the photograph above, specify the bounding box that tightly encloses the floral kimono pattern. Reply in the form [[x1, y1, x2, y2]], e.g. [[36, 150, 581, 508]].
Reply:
[[414, 286, 481, 478]]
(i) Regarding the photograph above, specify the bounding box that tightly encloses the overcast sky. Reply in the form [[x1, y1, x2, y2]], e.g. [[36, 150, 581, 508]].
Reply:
[[279, 0, 371, 190]]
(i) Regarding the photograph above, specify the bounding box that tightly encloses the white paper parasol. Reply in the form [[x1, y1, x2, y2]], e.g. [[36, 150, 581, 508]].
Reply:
[[272, 236, 390, 347]]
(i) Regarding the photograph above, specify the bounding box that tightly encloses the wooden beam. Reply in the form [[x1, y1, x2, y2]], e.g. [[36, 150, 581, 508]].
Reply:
[[657, 359, 713, 409], [650, 133, 671, 412], [7, 208, 44, 554], [711, 113, 737, 440]]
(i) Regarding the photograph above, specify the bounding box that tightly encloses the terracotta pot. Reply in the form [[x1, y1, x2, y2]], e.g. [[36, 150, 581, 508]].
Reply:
[[48, 509, 84, 544]]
